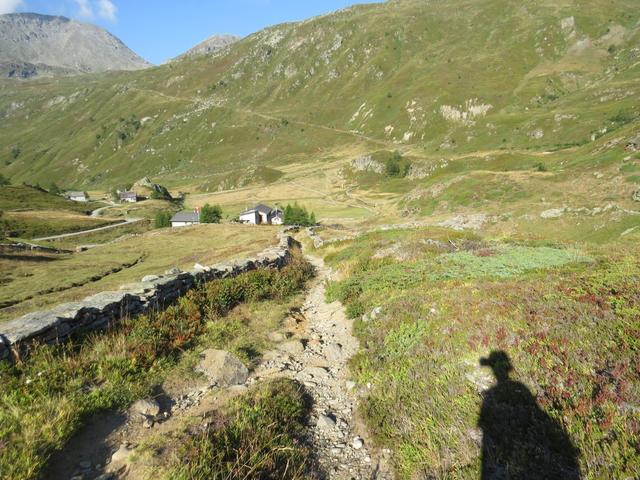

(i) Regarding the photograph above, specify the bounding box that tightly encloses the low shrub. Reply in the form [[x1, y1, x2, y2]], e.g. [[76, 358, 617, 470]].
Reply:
[[324, 233, 639, 478], [200, 203, 223, 224], [385, 151, 411, 178], [171, 378, 312, 480], [154, 211, 172, 228], [0, 249, 314, 479]]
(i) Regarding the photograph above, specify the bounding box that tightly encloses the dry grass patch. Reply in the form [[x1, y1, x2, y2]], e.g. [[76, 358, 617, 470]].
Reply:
[[0, 224, 278, 323], [3, 210, 121, 239]]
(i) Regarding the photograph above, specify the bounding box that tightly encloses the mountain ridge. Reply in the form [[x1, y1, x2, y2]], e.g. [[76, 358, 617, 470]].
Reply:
[[0, 0, 638, 216], [0, 12, 150, 78]]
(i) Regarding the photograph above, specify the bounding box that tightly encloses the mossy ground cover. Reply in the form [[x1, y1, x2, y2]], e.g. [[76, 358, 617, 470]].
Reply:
[[0, 250, 314, 480], [323, 228, 639, 479]]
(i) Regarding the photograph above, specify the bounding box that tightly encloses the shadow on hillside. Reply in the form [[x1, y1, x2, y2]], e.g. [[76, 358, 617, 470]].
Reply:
[[43, 410, 127, 479], [0, 253, 61, 262], [478, 350, 581, 480]]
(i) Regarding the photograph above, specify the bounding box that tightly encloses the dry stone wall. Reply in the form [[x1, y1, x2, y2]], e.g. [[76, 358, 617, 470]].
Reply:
[[0, 231, 300, 361]]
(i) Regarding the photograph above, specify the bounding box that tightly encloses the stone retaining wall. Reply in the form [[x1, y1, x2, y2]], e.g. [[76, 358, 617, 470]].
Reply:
[[306, 227, 356, 249], [0, 231, 300, 361], [0, 242, 73, 255]]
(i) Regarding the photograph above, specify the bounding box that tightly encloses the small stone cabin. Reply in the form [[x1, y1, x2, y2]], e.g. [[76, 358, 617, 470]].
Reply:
[[119, 191, 138, 203], [171, 211, 200, 228], [66, 191, 88, 202], [239, 204, 283, 225]]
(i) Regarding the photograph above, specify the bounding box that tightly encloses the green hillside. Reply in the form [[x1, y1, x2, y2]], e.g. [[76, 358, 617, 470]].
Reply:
[[1, 0, 638, 202], [1, 2, 640, 478]]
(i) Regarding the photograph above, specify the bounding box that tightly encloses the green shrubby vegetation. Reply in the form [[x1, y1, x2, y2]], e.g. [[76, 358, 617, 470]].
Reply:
[[533, 162, 548, 172], [283, 203, 316, 226], [171, 378, 311, 480], [154, 211, 172, 228], [0, 250, 314, 479], [200, 203, 223, 224], [385, 151, 411, 178], [323, 229, 640, 478], [10, 147, 20, 162], [46, 183, 61, 195]]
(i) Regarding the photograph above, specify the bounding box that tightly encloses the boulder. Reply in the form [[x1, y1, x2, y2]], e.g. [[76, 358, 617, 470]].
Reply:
[[196, 349, 249, 386], [323, 343, 343, 362], [106, 444, 133, 474], [625, 135, 640, 152], [317, 413, 337, 430], [281, 340, 305, 354], [131, 398, 161, 417]]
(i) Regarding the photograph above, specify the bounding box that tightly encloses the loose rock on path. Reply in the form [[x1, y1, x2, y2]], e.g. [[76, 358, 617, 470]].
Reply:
[[250, 254, 393, 479]]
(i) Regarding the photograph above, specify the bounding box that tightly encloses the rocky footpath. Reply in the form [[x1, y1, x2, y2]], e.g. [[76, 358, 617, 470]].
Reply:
[[250, 254, 393, 479], [0, 231, 299, 362]]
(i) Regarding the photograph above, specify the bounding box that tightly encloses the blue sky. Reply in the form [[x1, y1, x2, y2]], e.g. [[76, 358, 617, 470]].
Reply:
[[2, 0, 383, 64]]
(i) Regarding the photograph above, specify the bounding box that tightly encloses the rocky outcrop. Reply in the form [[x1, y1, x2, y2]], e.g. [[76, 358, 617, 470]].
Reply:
[[350, 155, 384, 174], [0, 231, 299, 361], [132, 177, 172, 200], [625, 134, 640, 152]]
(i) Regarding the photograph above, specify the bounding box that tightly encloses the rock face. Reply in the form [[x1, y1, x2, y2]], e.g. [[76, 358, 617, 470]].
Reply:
[[196, 349, 249, 386], [0, 13, 150, 78], [350, 155, 384, 174], [132, 177, 172, 200], [625, 134, 640, 152], [172, 34, 240, 61], [541, 208, 565, 219]]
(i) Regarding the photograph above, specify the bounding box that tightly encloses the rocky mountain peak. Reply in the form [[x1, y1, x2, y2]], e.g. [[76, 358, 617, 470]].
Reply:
[[0, 12, 150, 78]]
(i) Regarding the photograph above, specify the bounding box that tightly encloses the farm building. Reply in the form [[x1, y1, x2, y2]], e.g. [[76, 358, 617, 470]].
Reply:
[[239, 204, 283, 225], [65, 191, 88, 202], [119, 191, 138, 203], [171, 211, 200, 228]]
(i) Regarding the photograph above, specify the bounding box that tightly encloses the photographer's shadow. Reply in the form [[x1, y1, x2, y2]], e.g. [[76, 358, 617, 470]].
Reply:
[[478, 351, 581, 480]]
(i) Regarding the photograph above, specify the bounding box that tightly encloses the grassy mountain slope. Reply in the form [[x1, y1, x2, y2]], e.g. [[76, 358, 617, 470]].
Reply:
[[0, 0, 638, 231]]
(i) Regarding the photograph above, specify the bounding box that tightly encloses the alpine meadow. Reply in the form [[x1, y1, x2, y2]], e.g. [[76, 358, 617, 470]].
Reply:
[[0, 0, 639, 479]]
